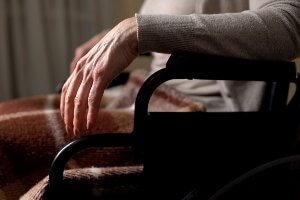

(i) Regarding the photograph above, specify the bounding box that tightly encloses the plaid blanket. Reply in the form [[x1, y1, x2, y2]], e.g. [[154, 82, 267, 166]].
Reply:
[[0, 70, 205, 200]]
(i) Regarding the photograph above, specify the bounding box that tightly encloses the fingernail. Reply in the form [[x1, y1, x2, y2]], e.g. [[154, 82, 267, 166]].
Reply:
[[67, 126, 73, 135], [65, 125, 69, 134], [73, 127, 78, 136], [87, 122, 90, 130], [73, 128, 77, 136]]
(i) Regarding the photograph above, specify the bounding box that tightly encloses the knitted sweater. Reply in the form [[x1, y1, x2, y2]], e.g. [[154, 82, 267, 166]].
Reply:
[[136, 0, 300, 111]]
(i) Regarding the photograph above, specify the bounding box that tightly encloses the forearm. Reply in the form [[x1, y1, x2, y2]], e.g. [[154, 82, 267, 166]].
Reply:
[[136, 1, 300, 60]]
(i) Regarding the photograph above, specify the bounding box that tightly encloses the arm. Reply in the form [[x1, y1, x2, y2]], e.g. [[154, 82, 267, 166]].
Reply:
[[61, 0, 300, 134], [60, 0, 197, 135], [136, 0, 300, 60]]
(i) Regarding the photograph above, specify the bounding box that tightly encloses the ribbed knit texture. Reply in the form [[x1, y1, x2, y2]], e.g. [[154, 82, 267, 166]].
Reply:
[[136, 0, 300, 111], [137, 0, 300, 59]]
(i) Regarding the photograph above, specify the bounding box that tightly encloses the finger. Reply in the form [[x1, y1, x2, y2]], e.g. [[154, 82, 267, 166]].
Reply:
[[63, 59, 86, 122], [71, 48, 90, 74], [73, 56, 87, 74], [86, 79, 105, 130], [73, 76, 93, 135], [60, 75, 73, 119], [85, 44, 101, 64], [64, 71, 83, 134]]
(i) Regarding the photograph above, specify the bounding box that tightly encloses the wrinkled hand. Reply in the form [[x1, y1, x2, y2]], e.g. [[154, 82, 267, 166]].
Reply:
[[61, 17, 138, 135], [69, 30, 109, 73]]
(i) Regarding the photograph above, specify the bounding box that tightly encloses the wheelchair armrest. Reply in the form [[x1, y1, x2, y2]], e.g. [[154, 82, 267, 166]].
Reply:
[[48, 134, 134, 194], [166, 53, 297, 82], [134, 53, 299, 131]]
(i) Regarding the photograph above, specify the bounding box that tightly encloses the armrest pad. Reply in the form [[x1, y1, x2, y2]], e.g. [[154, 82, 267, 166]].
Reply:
[[166, 53, 297, 82]]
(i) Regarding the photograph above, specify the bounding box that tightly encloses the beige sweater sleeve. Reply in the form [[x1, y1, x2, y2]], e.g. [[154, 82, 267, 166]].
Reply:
[[136, 0, 300, 61]]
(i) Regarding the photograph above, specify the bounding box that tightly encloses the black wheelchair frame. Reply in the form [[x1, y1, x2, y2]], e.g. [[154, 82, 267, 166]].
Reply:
[[49, 53, 300, 199]]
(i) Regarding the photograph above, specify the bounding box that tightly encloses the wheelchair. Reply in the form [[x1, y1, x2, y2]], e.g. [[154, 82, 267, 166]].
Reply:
[[47, 53, 300, 200]]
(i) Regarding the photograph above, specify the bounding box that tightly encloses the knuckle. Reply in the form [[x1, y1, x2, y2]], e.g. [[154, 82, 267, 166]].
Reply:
[[75, 59, 86, 72], [74, 96, 83, 107], [75, 47, 85, 56], [74, 108, 81, 116], [93, 68, 105, 80], [62, 85, 67, 93], [65, 94, 73, 104], [83, 67, 92, 78], [87, 96, 97, 105], [75, 62, 82, 71]]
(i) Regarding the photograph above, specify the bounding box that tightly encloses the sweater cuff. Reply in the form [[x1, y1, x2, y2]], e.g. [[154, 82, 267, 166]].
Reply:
[[135, 13, 194, 54]]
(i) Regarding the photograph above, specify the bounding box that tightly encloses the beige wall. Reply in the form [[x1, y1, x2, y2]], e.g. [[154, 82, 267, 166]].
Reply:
[[118, 0, 144, 19]]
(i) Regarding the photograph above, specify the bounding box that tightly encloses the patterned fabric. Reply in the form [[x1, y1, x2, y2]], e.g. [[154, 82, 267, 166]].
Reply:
[[21, 166, 144, 200], [0, 95, 135, 200], [0, 70, 205, 200]]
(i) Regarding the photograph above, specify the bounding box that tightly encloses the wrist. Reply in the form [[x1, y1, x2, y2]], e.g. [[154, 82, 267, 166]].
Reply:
[[128, 17, 138, 56], [120, 17, 138, 57]]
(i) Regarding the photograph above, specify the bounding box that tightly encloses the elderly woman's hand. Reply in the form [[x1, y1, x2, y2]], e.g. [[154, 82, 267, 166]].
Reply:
[[60, 17, 138, 135]]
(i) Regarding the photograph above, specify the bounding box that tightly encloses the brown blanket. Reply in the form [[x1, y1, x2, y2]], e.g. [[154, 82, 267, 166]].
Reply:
[[0, 70, 205, 200]]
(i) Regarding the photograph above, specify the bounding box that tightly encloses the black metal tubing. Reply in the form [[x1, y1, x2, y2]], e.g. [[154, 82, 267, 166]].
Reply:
[[134, 68, 173, 134], [166, 53, 297, 81], [48, 134, 134, 193]]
